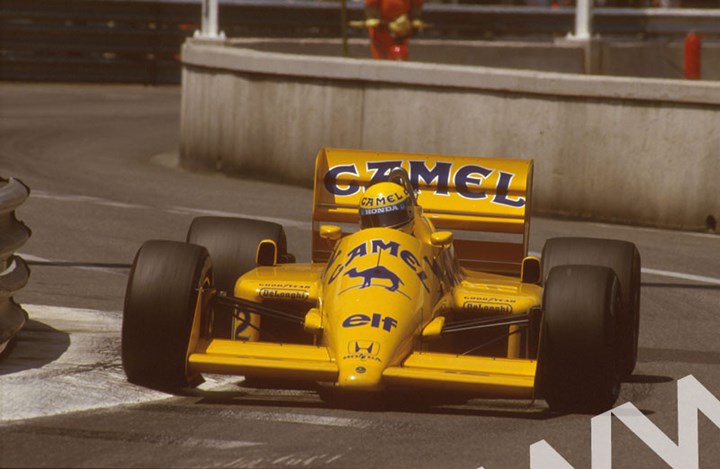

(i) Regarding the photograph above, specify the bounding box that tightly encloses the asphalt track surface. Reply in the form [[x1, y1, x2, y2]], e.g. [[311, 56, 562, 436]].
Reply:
[[0, 83, 719, 469]]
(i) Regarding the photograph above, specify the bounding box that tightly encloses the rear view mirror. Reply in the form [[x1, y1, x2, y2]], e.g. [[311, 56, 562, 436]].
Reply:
[[319, 225, 342, 241], [431, 231, 453, 248], [256, 239, 278, 266], [521, 256, 541, 284]]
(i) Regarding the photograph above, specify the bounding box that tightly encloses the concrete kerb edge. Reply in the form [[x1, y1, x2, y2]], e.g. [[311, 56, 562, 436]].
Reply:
[[181, 40, 720, 106]]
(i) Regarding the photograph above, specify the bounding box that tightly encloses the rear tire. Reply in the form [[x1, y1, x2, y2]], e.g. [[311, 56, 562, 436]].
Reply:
[[542, 237, 641, 378], [186, 216, 290, 339], [538, 265, 621, 414], [122, 240, 211, 390]]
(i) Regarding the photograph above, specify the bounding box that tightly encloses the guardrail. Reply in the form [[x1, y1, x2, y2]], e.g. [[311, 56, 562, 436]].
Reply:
[[1, 0, 719, 84], [0, 178, 32, 356]]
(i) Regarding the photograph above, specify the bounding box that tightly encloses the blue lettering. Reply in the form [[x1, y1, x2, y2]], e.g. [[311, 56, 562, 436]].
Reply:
[[409, 161, 451, 195], [326, 161, 528, 206], [234, 311, 252, 338], [382, 316, 398, 332], [400, 250, 420, 271], [416, 270, 431, 293], [324, 164, 359, 196], [371, 239, 400, 257], [343, 313, 398, 332], [367, 161, 403, 184], [328, 263, 345, 284], [492, 171, 526, 208], [343, 314, 371, 328], [454, 164, 493, 200], [344, 243, 368, 267]]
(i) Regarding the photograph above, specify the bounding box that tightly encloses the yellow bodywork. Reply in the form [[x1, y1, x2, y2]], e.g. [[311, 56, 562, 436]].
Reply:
[[187, 148, 542, 399]]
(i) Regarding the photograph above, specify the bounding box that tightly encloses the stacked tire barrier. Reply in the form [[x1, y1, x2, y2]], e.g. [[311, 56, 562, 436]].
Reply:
[[0, 178, 32, 355]]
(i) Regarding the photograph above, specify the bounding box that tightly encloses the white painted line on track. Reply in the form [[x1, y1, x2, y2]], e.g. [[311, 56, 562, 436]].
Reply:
[[17, 253, 128, 277], [31, 191, 149, 211], [181, 437, 261, 450], [0, 304, 240, 423], [528, 250, 720, 285], [18, 425, 261, 450], [641, 268, 720, 286], [30, 190, 311, 230], [240, 411, 372, 429], [167, 205, 312, 230], [223, 453, 344, 468], [583, 220, 719, 239]]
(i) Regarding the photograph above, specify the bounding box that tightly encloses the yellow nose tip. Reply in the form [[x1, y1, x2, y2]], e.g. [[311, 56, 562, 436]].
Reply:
[[338, 363, 384, 391]]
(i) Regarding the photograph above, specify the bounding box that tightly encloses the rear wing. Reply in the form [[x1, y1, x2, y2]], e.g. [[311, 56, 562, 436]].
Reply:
[[312, 148, 533, 275]]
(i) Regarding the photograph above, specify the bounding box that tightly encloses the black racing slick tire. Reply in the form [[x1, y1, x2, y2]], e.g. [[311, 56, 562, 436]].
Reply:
[[538, 265, 622, 414], [542, 237, 641, 378], [186, 216, 291, 339], [122, 240, 211, 390]]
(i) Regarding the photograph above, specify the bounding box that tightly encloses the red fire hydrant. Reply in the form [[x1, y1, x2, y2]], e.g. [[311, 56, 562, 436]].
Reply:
[[684, 31, 701, 80]]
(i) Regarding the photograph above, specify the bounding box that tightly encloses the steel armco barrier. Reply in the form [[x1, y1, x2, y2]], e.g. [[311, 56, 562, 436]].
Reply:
[[1, 0, 719, 84], [0, 178, 31, 356]]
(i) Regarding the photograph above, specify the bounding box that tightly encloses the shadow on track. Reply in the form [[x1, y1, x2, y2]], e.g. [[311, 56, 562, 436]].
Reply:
[[0, 319, 70, 375], [176, 382, 562, 421]]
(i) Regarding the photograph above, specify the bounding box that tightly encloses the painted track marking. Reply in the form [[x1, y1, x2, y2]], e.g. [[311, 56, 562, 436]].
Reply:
[[240, 411, 372, 428], [641, 268, 720, 285], [19, 253, 128, 276], [30, 190, 311, 229], [0, 304, 239, 422], [11, 425, 261, 449], [528, 251, 720, 285]]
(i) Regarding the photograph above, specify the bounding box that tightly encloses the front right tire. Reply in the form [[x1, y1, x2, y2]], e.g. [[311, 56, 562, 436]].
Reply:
[[122, 240, 211, 390], [538, 265, 621, 414]]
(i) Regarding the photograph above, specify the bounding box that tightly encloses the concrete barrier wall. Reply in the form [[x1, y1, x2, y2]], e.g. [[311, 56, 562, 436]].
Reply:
[[180, 39, 720, 231], [235, 38, 720, 79]]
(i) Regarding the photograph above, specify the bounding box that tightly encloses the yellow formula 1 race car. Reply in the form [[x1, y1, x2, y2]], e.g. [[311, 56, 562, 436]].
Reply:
[[122, 148, 641, 413]]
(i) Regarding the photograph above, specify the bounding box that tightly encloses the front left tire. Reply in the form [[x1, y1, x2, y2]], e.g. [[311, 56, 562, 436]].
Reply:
[[542, 237, 641, 378]]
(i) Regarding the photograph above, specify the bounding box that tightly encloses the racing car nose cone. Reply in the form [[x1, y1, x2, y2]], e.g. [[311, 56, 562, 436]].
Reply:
[[338, 363, 384, 391]]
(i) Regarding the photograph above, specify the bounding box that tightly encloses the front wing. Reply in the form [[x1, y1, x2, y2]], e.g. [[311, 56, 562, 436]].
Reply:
[[188, 340, 537, 399]]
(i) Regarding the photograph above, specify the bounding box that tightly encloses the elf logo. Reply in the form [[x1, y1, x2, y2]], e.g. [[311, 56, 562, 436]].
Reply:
[[342, 313, 398, 332]]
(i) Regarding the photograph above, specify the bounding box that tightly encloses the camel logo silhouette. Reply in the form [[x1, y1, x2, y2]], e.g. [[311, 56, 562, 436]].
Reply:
[[344, 266, 404, 292]]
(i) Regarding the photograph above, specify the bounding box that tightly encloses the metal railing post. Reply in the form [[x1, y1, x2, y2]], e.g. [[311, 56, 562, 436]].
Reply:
[[563, 0, 599, 75], [195, 0, 225, 39], [572, 0, 592, 40], [341, 0, 349, 57]]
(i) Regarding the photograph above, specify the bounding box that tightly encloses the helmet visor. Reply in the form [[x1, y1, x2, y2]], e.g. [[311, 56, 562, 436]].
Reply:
[[359, 201, 411, 229]]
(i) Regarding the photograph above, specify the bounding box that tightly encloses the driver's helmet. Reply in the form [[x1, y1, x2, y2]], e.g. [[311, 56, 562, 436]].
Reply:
[[359, 181, 414, 231]]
